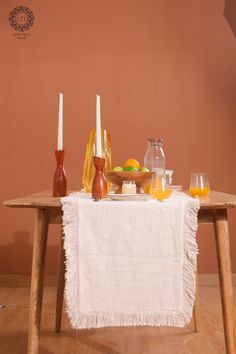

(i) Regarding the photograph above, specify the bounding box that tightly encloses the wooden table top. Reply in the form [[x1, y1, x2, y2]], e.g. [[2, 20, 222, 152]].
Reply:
[[3, 190, 236, 210]]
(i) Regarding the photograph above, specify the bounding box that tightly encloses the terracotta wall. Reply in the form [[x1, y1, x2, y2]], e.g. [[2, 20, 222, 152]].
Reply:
[[1, 0, 236, 274]]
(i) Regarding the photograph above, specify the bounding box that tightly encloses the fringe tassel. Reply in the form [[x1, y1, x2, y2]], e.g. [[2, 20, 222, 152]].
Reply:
[[62, 193, 200, 329], [62, 193, 81, 328], [181, 196, 200, 325]]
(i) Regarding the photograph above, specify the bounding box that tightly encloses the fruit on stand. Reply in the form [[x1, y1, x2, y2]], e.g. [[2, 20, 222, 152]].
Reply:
[[112, 159, 149, 172], [123, 159, 141, 170], [113, 166, 123, 171], [123, 166, 138, 172], [139, 167, 149, 172], [108, 159, 152, 194]]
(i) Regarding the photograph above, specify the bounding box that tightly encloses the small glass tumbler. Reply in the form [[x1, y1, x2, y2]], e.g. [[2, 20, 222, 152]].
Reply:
[[149, 174, 172, 201], [189, 173, 210, 197]]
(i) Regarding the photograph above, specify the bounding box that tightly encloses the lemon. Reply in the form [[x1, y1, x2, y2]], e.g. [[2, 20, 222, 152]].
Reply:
[[139, 167, 150, 172], [113, 166, 123, 171]]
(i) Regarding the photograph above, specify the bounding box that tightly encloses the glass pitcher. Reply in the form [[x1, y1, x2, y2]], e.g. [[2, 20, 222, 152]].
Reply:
[[144, 138, 166, 176], [82, 129, 112, 192]]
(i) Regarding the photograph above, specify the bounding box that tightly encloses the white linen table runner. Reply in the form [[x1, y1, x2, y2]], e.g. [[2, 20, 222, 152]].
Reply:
[[62, 192, 200, 329]]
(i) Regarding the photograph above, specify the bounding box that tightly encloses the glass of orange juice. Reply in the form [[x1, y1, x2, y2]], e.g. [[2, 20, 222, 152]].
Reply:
[[189, 173, 210, 197], [149, 174, 172, 201]]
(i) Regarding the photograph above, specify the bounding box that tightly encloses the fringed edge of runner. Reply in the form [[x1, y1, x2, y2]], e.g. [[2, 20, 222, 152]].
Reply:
[[62, 193, 81, 329], [181, 195, 200, 326]]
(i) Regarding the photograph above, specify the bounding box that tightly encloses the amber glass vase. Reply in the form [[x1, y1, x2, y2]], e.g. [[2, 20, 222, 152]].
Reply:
[[82, 129, 112, 192]]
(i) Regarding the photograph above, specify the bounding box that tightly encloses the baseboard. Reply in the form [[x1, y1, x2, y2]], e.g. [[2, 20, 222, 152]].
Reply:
[[1, 273, 236, 288], [199, 274, 236, 287]]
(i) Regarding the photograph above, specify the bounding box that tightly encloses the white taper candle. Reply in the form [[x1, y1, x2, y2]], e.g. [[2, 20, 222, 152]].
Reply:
[[96, 95, 102, 157], [57, 92, 63, 151]]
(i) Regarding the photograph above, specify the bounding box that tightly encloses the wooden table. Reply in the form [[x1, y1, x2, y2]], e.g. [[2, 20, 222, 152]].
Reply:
[[3, 190, 236, 354]]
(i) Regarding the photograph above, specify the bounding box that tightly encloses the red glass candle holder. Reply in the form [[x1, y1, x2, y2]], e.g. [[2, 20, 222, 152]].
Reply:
[[92, 156, 108, 201], [53, 150, 67, 197]]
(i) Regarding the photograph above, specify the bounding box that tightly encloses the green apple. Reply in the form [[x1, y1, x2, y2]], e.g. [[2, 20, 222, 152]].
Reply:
[[139, 167, 150, 172], [113, 166, 123, 171], [123, 166, 138, 172]]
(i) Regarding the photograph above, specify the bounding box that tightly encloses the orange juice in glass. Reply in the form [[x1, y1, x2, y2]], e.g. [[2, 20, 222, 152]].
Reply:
[[189, 173, 210, 197], [144, 184, 151, 194], [150, 174, 172, 201]]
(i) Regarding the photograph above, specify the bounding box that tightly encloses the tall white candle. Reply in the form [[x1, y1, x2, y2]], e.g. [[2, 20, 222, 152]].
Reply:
[[57, 92, 63, 151], [96, 95, 102, 157]]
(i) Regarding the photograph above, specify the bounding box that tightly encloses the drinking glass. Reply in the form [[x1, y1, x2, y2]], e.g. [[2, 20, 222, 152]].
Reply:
[[82, 129, 112, 192], [149, 174, 172, 201], [189, 173, 210, 197]]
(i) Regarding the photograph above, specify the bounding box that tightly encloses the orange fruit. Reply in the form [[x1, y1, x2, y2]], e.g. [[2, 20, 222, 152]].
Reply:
[[123, 158, 140, 170]]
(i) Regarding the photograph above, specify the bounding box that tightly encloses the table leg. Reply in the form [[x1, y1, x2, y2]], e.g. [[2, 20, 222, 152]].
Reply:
[[193, 271, 201, 332], [214, 209, 235, 354], [27, 209, 49, 354], [55, 230, 65, 333]]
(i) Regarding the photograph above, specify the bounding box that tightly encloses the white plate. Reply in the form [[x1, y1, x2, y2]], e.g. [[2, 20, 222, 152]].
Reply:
[[107, 193, 152, 201]]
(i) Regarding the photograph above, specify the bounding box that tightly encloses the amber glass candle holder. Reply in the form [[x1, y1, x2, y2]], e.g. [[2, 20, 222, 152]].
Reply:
[[92, 156, 108, 201], [53, 150, 67, 197]]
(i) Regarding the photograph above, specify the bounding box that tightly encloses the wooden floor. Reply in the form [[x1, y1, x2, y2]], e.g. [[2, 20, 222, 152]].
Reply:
[[0, 275, 235, 354]]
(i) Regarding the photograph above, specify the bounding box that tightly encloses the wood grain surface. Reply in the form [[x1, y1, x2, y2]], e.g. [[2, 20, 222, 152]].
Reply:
[[27, 209, 49, 354], [214, 210, 235, 354], [3, 190, 236, 209], [0, 275, 235, 354]]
